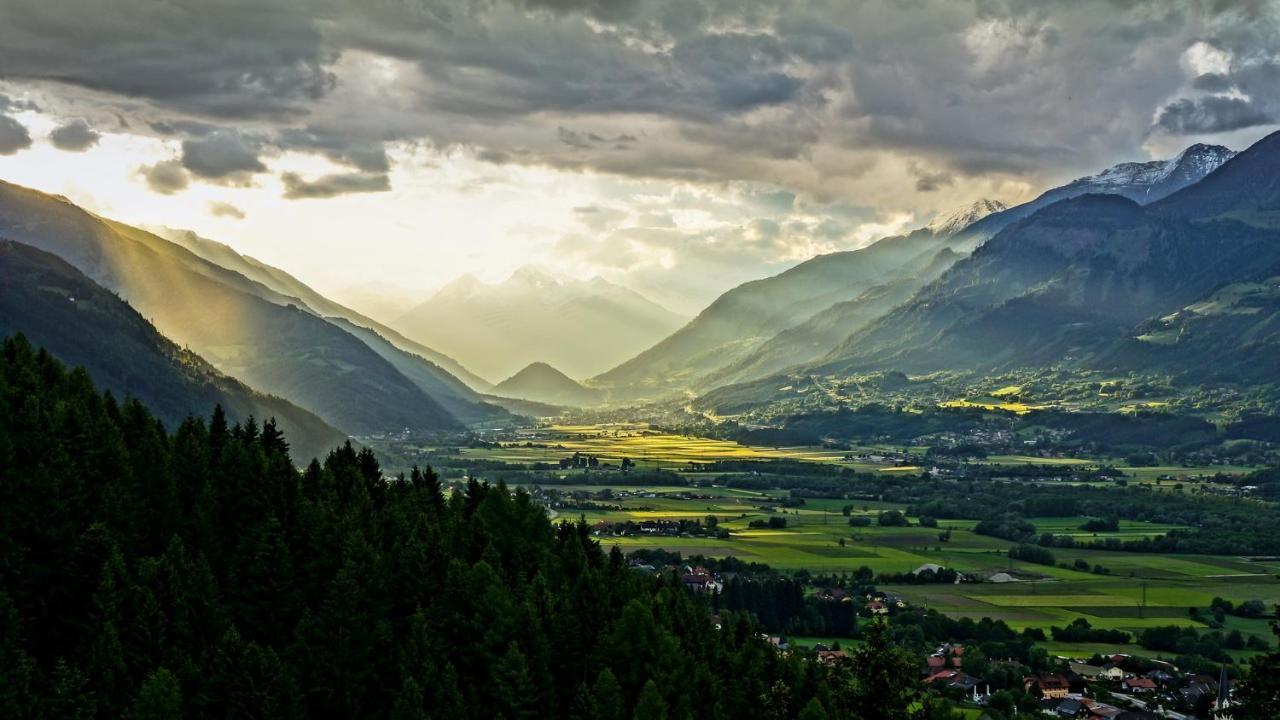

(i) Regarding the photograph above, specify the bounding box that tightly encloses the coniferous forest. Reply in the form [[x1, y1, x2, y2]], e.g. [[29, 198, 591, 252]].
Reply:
[[0, 334, 928, 719]]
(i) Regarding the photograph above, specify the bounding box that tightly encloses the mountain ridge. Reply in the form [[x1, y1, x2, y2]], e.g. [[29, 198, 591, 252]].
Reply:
[[0, 239, 346, 461]]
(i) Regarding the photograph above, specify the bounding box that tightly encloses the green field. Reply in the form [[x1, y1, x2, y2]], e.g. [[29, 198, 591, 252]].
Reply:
[[521, 479, 1280, 658]]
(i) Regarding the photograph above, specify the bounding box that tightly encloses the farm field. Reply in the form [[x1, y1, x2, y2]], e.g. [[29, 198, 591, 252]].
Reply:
[[453, 423, 1255, 480], [465, 423, 862, 470], [523, 481, 1280, 657]]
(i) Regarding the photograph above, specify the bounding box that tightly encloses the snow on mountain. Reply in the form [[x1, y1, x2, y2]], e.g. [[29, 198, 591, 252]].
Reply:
[[1066, 143, 1236, 201], [927, 198, 1009, 237]]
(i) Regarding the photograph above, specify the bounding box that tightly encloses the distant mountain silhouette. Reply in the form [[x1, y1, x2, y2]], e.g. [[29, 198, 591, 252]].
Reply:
[[493, 361, 604, 408], [392, 266, 686, 381]]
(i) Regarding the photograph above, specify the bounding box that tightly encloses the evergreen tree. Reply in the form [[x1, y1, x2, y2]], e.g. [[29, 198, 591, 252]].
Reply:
[[130, 668, 182, 720], [840, 620, 928, 720], [593, 668, 626, 720], [633, 680, 667, 720]]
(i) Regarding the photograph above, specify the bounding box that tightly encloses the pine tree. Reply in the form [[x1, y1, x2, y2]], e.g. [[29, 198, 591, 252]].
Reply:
[[840, 620, 927, 720], [633, 680, 668, 720], [131, 668, 182, 720], [593, 668, 625, 720], [798, 697, 829, 720]]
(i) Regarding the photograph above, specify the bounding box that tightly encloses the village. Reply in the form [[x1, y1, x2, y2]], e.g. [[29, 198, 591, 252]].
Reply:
[[631, 561, 1240, 720]]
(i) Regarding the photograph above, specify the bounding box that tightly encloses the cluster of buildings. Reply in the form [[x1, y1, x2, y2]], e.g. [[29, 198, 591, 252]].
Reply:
[[917, 645, 1235, 719], [1015, 655, 1232, 719]]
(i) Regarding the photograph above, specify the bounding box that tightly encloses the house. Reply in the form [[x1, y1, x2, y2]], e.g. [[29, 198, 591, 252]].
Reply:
[[947, 674, 983, 693], [681, 567, 722, 593], [1122, 677, 1157, 693], [1099, 664, 1125, 681], [867, 601, 888, 615], [816, 649, 849, 666], [766, 635, 789, 652], [1026, 674, 1070, 699], [1055, 697, 1085, 717], [812, 587, 850, 602], [924, 669, 960, 686]]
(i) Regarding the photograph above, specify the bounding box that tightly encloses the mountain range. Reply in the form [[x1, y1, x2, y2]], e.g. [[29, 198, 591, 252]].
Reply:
[[589, 200, 1007, 402], [390, 266, 686, 382], [696, 135, 1280, 414], [596, 143, 1239, 406], [0, 182, 515, 442], [0, 136, 1262, 434]]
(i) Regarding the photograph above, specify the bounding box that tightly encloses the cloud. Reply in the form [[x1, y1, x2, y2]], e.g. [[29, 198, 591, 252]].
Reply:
[[2, 0, 1279, 272], [1190, 73, 1233, 93], [48, 118, 100, 151], [181, 130, 268, 181], [1154, 95, 1272, 134], [0, 0, 334, 120], [281, 171, 390, 199], [0, 114, 32, 155], [138, 159, 189, 194], [208, 201, 246, 219], [909, 163, 956, 192]]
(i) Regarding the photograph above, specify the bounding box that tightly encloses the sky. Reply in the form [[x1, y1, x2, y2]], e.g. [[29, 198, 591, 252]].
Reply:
[[0, 0, 1277, 317]]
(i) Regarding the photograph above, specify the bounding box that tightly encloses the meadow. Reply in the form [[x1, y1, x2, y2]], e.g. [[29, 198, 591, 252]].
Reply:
[[514, 476, 1280, 659]]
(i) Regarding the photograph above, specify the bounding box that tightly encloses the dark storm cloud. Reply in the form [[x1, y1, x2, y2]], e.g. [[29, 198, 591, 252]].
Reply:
[[0, 114, 32, 155], [1155, 95, 1273, 134], [281, 171, 390, 199], [0, 0, 334, 120], [1, 0, 1278, 199], [138, 159, 190, 194], [181, 130, 268, 181], [48, 118, 100, 151]]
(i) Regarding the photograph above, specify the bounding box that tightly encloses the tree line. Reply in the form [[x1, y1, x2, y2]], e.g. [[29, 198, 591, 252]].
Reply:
[[0, 334, 937, 720]]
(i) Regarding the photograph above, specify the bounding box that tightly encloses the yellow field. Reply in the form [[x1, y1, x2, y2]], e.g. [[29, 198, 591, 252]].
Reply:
[[466, 423, 867, 470], [939, 399, 1048, 414]]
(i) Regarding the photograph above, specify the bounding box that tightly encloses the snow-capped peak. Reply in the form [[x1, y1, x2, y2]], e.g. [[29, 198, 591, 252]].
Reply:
[[928, 198, 1008, 237], [1073, 144, 1235, 191]]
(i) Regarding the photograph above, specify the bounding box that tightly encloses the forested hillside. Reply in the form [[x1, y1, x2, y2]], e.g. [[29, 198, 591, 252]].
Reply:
[[0, 335, 926, 720]]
